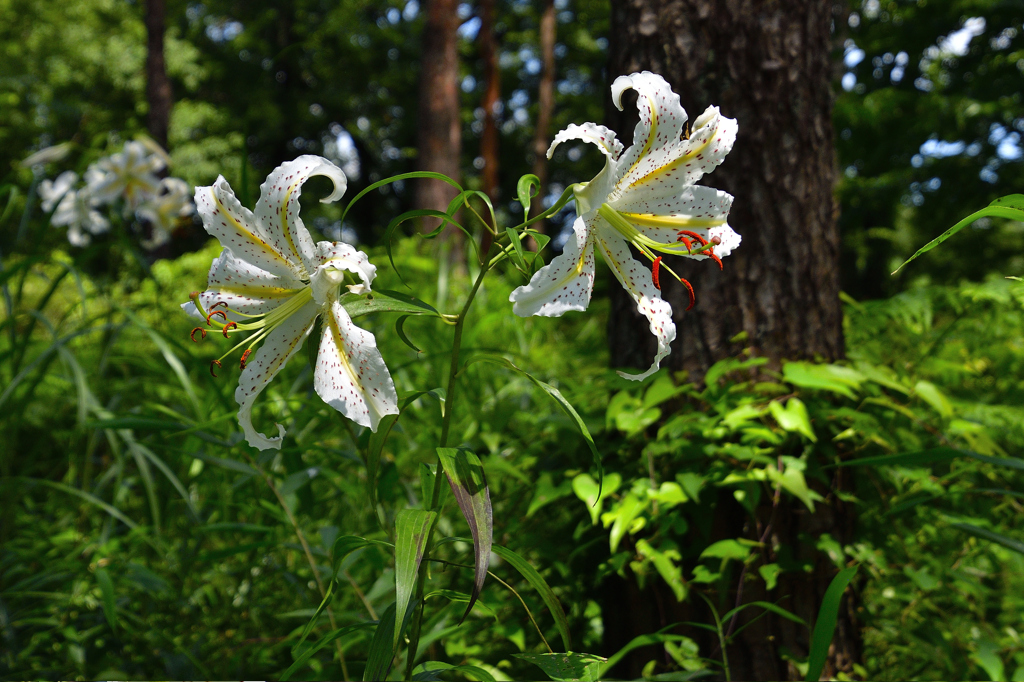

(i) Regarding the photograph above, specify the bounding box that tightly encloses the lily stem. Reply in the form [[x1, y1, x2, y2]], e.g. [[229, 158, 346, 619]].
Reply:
[[403, 245, 494, 681]]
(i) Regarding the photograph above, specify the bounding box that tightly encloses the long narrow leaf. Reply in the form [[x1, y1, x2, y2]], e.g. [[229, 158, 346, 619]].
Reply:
[[437, 448, 492, 621], [363, 602, 398, 682], [950, 522, 1024, 555], [281, 621, 374, 681], [394, 509, 437, 650], [341, 171, 462, 223], [892, 196, 1024, 274], [806, 565, 858, 682], [484, 541, 571, 652], [464, 355, 602, 489]]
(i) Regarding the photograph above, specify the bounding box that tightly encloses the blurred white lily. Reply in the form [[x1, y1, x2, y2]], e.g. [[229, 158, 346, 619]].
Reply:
[[87, 140, 164, 208], [137, 177, 194, 249], [510, 71, 739, 380], [182, 155, 398, 450], [51, 187, 110, 247], [39, 171, 78, 212]]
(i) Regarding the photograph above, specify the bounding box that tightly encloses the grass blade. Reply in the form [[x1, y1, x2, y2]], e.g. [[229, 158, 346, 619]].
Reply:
[[806, 565, 858, 682], [363, 602, 397, 681]]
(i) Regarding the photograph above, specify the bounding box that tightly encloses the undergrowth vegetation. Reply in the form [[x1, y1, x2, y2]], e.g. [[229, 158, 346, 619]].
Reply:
[[2, 237, 1024, 680]]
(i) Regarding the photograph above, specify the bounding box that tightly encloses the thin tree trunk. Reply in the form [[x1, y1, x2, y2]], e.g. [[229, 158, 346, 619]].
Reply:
[[528, 0, 556, 238], [144, 0, 172, 150], [416, 0, 463, 257], [602, 1, 855, 680], [479, 0, 500, 203]]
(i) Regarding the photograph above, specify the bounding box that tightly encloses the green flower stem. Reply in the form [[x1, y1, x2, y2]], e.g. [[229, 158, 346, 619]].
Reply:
[[404, 246, 495, 681]]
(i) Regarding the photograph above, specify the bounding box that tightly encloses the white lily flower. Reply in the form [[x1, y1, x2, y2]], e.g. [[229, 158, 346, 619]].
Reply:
[[87, 140, 165, 208], [510, 71, 739, 381], [52, 187, 110, 247], [182, 155, 399, 450], [137, 177, 194, 249], [39, 171, 78, 212]]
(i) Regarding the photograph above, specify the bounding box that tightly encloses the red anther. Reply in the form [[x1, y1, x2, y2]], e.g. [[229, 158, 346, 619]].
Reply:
[[222, 321, 237, 337], [677, 235, 693, 251], [209, 301, 228, 310], [678, 230, 709, 247], [651, 256, 663, 290], [190, 327, 207, 342], [240, 348, 253, 369], [205, 309, 227, 326], [209, 359, 222, 377], [708, 250, 724, 270], [680, 277, 696, 311]]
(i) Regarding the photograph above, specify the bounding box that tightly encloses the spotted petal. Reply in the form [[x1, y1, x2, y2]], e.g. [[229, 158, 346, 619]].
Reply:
[[510, 215, 596, 317], [610, 72, 689, 196], [310, 241, 376, 304], [548, 122, 624, 162], [182, 249, 306, 321], [254, 155, 347, 278], [314, 299, 399, 432], [593, 227, 676, 381], [195, 176, 306, 281], [234, 298, 319, 450]]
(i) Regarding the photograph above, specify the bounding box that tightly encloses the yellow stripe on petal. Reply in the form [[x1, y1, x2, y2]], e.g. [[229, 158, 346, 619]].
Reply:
[[619, 212, 726, 229]]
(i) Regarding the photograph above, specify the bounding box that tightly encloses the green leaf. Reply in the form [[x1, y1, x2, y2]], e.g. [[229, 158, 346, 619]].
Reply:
[[840, 447, 1024, 473], [950, 522, 1024, 555], [769, 397, 817, 442], [394, 509, 437, 651], [413, 661, 497, 682], [341, 288, 441, 319], [281, 622, 375, 681], [913, 380, 953, 418], [513, 652, 606, 681], [341, 171, 462, 224], [464, 355, 601, 489], [95, 567, 117, 633], [517, 174, 541, 220], [396, 315, 422, 353], [892, 197, 1024, 274], [437, 448, 492, 622], [700, 539, 754, 561], [364, 602, 398, 682], [572, 472, 621, 526], [485, 542, 572, 652], [759, 563, 782, 590], [597, 627, 692, 679], [782, 362, 864, 399], [767, 464, 823, 512], [722, 601, 806, 627], [805, 565, 858, 682], [635, 539, 686, 601], [505, 226, 529, 273], [330, 535, 393, 578], [604, 493, 646, 554]]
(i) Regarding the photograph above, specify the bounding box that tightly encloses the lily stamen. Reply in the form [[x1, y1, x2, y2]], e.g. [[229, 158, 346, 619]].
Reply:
[[206, 309, 227, 326], [190, 327, 207, 342], [240, 348, 253, 369], [210, 359, 222, 377], [652, 256, 663, 290], [222, 321, 237, 337]]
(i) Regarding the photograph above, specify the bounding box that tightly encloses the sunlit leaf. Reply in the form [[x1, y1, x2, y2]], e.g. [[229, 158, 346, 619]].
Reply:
[[438, 448, 492, 621], [514, 652, 605, 681]]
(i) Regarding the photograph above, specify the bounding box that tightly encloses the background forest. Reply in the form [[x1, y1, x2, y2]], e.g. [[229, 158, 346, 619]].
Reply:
[[2, 0, 1024, 680]]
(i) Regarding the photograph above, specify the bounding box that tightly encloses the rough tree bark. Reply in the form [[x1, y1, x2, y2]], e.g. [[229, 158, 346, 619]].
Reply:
[[144, 0, 172, 150], [416, 0, 463, 246], [528, 0, 556, 236], [602, 1, 856, 680]]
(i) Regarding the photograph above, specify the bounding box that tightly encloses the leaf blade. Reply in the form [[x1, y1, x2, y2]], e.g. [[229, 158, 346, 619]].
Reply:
[[394, 509, 437, 651], [805, 565, 858, 682]]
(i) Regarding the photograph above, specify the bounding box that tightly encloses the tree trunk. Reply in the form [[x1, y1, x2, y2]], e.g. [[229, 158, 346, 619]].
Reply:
[[416, 0, 463, 253], [602, 1, 856, 680], [528, 0, 556, 237], [144, 0, 172, 150], [606, 0, 844, 378], [479, 0, 500, 204]]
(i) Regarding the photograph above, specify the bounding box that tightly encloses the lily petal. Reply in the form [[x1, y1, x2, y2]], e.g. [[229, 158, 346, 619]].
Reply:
[[234, 298, 319, 450], [254, 155, 347, 278], [314, 299, 399, 432], [610, 72, 689, 193], [510, 215, 596, 317], [182, 249, 306, 321], [708, 224, 742, 258], [547, 122, 624, 162], [195, 176, 306, 281], [310, 241, 377, 304], [593, 228, 676, 381]]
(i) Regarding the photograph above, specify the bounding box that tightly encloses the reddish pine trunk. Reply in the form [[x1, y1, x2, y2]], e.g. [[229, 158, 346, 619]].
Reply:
[[602, 1, 857, 679], [416, 0, 463, 251], [144, 0, 172, 150], [479, 0, 501, 203], [528, 0, 556, 238]]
